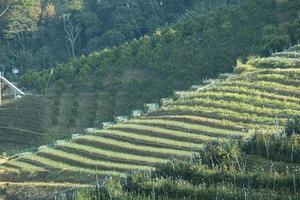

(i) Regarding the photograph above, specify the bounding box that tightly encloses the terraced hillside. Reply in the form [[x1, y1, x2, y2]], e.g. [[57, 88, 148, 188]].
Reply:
[[1, 46, 300, 198]]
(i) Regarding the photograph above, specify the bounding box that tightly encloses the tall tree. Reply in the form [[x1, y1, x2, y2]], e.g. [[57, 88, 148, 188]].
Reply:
[[63, 14, 81, 58]]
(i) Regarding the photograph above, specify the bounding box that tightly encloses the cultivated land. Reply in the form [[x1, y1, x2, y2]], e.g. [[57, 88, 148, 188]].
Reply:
[[0, 46, 300, 198]]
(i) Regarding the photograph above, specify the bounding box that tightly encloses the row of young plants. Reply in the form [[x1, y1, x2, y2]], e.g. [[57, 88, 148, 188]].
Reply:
[[237, 72, 300, 87], [35, 148, 154, 172], [146, 115, 247, 131], [162, 104, 283, 127], [180, 90, 300, 111], [18, 154, 124, 176], [97, 129, 203, 150], [56, 142, 165, 165], [0, 160, 46, 173], [247, 68, 300, 79], [223, 80, 300, 97], [75, 135, 191, 158], [111, 123, 222, 144], [55, 121, 300, 200], [173, 96, 300, 118], [254, 74, 300, 87], [128, 118, 246, 138], [236, 69, 300, 87], [248, 57, 300, 69], [207, 85, 300, 104], [272, 52, 300, 58]]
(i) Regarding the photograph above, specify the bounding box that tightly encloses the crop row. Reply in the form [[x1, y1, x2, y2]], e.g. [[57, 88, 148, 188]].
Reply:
[[162, 105, 284, 127], [173, 96, 300, 118], [248, 57, 300, 69], [128, 119, 246, 138], [75, 135, 192, 158], [97, 129, 204, 150], [145, 115, 248, 131], [19, 154, 125, 176], [180, 91, 300, 111], [56, 142, 165, 165], [111, 123, 222, 143], [221, 80, 300, 98]]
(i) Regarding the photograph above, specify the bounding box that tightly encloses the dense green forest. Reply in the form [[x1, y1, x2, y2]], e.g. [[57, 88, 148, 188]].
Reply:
[[20, 0, 300, 93], [0, 0, 246, 75], [22, 0, 300, 118]]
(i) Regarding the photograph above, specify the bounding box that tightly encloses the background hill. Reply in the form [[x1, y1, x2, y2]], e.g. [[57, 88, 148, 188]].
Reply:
[[0, 0, 246, 73], [0, 0, 299, 154], [0, 46, 300, 199]]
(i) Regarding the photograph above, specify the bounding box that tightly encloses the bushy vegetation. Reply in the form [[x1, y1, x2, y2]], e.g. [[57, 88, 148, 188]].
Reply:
[[248, 57, 300, 69], [48, 133, 300, 200], [285, 116, 300, 136], [0, 0, 246, 74]]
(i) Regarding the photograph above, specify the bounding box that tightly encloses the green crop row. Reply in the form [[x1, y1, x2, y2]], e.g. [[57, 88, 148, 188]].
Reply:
[[207, 85, 300, 104], [129, 119, 246, 138], [272, 51, 300, 58], [57, 142, 165, 165], [248, 57, 300, 69], [2, 160, 46, 173], [173, 96, 300, 118], [146, 115, 251, 131], [181, 91, 300, 111], [76, 135, 192, 157], [97, 129, 204, 150], [162, 105, 284, 126], [20, 154, 124, 176], [37, 148, 154, 172], [223, 80, 300, 97], [254, 74, 300, 86], [112, 123, 221, 143]]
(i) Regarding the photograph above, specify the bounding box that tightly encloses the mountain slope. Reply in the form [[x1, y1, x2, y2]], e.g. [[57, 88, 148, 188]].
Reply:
[[0, 46, 300, 198], [1, 0, 297, 154]]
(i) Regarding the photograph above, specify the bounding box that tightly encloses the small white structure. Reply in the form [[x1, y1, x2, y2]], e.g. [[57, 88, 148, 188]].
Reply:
[[115, 116, 129, 123], [160, 98, 174, 106], [189, 85, 203, 91], [0, 73, 25, 105], [144, 103, 159, 113], [102, 122, 116, 129], [132, 109, 144, 118], [38, 145, 49, 151], [86, 128, 100, 134], [174, 91, 192, 98], [55, 140, 69, 146], [17, 152, 32, 158], [72, 134, 83, 140]]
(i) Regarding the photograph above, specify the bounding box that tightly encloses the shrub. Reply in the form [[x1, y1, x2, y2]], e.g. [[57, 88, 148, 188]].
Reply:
[[246, 129, 300, 163], [285, 116, 300, 136], [201, 140, 243, 170]]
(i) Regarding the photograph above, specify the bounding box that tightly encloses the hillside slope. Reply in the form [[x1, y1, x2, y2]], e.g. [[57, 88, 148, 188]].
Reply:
[[0, 46, 300, 199], [1, 0, 298, 154]]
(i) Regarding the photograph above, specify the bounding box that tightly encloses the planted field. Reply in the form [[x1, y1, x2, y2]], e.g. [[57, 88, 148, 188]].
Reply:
[[1, 47, 300, 196]]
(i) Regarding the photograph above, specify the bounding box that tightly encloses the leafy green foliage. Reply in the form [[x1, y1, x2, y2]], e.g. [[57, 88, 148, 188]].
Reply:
[[245, 129, 300, 163], [285, 116, 300, 136]]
